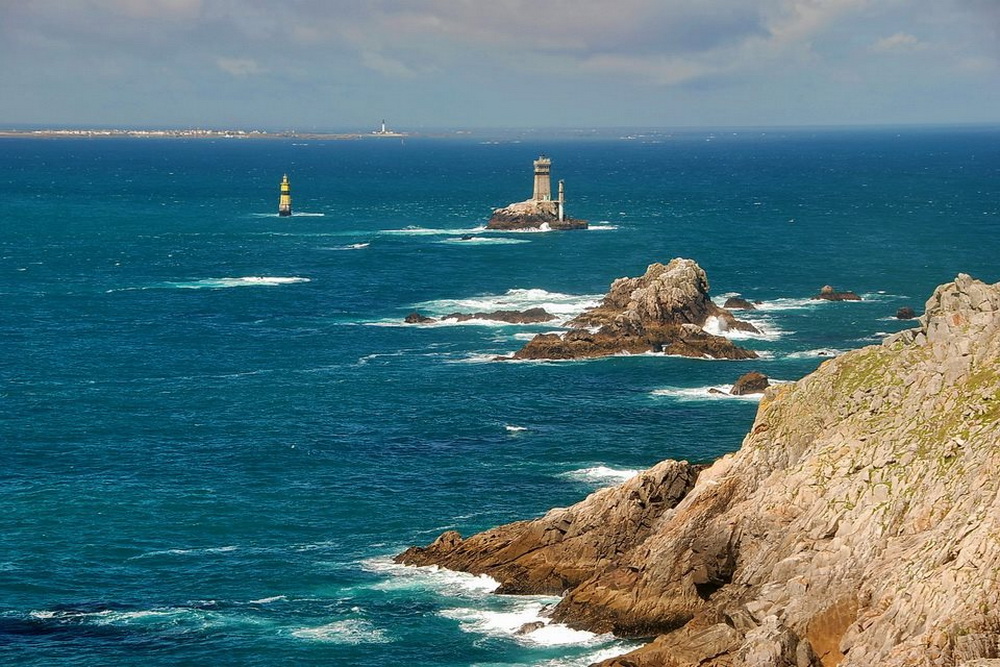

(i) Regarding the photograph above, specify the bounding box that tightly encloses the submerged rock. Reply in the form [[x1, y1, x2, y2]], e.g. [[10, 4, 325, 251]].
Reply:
[[895, 306, 916, 320], [399, 272, 1000, 666], [512, 258, 758, 361], [812, 284, 862, 301]]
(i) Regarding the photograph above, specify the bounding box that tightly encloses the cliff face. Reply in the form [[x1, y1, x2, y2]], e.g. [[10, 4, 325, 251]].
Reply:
[[398, 274, 1000, 667]]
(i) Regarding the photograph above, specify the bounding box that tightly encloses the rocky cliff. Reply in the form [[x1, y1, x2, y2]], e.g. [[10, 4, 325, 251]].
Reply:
[[513, 258, 759, 361], [398, 273, 1000, 667]]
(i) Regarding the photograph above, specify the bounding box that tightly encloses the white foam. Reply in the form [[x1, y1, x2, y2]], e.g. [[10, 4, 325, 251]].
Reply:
[[291, 618, 390, 644], [413, 288, 602, 321], [505, 425, 528, 433], [249, 595, 287, 604], [441, 601, 610, 648], [586, 224, 618, 230], [786, 348, 844, 359], [134, 277, 312, 290], [380, 225, 486, 236], [651, 385, 765, 401], [362, 557, 500, 596], [324, 243, 369, 251], [561, 466, 640, 484], [129, 545, 239, 559], [439, 236, 530, 245], [752, 297, 823, 311]]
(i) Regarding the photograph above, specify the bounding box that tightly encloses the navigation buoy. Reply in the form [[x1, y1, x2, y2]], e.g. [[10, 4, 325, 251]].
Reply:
[[278, 174, 292, 217]]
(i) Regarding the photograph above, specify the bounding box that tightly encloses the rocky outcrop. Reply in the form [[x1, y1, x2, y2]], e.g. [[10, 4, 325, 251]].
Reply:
[[724, 296, 758, 311], [730, 371, 770, 395], [487, 199, 588, 230], [398, 273, 1000, 667], [396, 460, 700, 595], [404, 307, 556, 325], [812, 285, 862, 301], [896, 306, 917, 320], [512, 259, 759, 361]]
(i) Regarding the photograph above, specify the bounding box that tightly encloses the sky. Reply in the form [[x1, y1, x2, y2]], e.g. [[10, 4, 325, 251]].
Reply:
[[1, 0, 999, 130]]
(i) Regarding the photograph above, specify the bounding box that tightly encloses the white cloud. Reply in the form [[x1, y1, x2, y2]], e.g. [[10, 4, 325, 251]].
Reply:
[[216, 57, 264, 77], [871, 32, 924, 53]]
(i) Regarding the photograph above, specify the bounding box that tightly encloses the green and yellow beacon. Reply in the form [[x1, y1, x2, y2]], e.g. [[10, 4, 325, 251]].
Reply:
[[278, 174, 292, 217]]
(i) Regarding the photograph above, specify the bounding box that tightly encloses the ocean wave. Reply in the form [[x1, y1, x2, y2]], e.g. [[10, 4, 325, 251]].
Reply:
[[441, 600, 612, 648], [651, 385, 765, 401], [505, 425, 528, 433], [438, 236, 530, 245], [291, 618, 390, 644], [379, 225, 487, 236], [129, 545, 239, 559], [251, 211, 325, 218], [785, 348, 844, 359], [702, 315, 788, 341], [561, 466, 640, 485], [110, 277, 311, 292], [586, 224, 618, 231], [362, 557, 500, 596], [323, 242, 370, 251], [413, 288, 602, 321]]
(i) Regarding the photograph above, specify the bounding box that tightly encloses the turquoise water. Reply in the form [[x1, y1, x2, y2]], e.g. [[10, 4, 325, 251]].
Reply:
[[2, 128, 998, 665]]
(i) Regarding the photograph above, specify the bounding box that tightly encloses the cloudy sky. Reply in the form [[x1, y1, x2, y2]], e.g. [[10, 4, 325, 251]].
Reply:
[[2, 0, 999, 130]]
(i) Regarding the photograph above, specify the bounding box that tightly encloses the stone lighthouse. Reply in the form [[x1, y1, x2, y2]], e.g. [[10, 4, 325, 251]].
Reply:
[[532, 156, 552, 201], [278, 174, 292, 217], [486, 156, 587, 231]]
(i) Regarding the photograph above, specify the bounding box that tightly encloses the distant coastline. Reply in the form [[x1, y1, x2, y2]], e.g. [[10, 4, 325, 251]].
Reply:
[[0, 128, 410, 140]]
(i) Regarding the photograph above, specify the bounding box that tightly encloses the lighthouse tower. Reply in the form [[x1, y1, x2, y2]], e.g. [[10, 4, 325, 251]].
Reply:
[[532, 156, 552, 202], [278, 174, 292, 217]]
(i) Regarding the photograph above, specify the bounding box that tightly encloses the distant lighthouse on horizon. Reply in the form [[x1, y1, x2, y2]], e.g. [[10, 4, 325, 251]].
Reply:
[[278, 174, 292, 217]]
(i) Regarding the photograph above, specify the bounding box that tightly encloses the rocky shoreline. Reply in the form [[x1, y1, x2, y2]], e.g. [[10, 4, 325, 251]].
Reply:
[[398, 273, 1000, 666]]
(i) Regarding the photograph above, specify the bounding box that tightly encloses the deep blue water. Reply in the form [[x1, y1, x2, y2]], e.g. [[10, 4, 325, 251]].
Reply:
[[2, 128, 999, 666]]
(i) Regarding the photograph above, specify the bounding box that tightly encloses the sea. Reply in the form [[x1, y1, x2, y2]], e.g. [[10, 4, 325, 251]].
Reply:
[[1, 126, 998, 666]]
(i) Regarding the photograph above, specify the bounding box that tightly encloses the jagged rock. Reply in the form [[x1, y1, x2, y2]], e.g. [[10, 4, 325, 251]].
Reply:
[[404, 311, 436, 323], [724, 297, 757, 311], [399, 273, 1000, 666], [487, 199, 588, 230], [441, 307, 556, 324], [515, 621, 546, 635], [511, 259, 759, 361], [396, 459, 699, 595], [896, 306, 916, 320], [731, 372, 770, 395], [812, 285, 862, 301]]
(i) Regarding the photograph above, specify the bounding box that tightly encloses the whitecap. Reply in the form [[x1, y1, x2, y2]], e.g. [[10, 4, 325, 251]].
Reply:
[[323, 242, 369, 251], [751, 297, 823, 311], [439, 236, 530, 245], [441, 601, 611, 648], [586, 224, 618, 231], [129, 276, 311, 290], [651, 385, 765, 401], [249, 595, 287, 604], [413, 288, 602, 321], [379, 225, 486, 236], [505, 425, 528, 433], [362, 557, 500, 596], [561, 466, 640, 484], [785, 348, 844, 359], [702, 315, 787, 341], [291, 618, 390, 644]]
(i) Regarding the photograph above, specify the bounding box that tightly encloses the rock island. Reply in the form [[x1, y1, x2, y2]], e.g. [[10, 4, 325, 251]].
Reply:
[[487, 156, 588, 230]]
